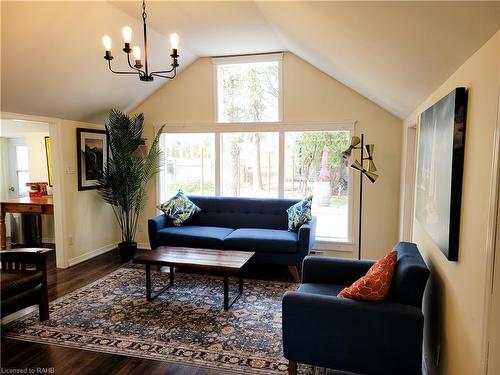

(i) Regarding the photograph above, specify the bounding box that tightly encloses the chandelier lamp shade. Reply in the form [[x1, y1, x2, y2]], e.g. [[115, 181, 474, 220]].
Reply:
[[102, 0, 179, 82], [341, 134, 380, 260]]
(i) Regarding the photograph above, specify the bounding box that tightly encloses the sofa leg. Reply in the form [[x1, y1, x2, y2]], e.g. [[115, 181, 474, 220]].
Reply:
[[288, 266, 300, 283], [288, 360, 297, 375]]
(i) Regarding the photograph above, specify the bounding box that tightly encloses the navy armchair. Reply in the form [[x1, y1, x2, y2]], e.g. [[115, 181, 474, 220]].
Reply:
[[282, 242, 430, 375]]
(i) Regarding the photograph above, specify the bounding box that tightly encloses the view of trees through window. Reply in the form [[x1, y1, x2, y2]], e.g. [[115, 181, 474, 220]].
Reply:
[[217, 61, 279, 123], [221, 132, 279, 197], [159, 133, 215, 203], [285, 131, 350, 240], [160, 130, 351, 241]]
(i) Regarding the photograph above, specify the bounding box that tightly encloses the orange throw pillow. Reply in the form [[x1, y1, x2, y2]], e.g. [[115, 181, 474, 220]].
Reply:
[[338, 250, 398, 301]]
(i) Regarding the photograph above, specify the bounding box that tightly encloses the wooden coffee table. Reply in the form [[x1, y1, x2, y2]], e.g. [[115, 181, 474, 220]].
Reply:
[[133, 246, 255, 311]]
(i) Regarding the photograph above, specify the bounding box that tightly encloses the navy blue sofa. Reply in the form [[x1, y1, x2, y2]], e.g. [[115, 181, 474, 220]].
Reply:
[[148, 196, 317, 275], [282, 242, 430, 375]]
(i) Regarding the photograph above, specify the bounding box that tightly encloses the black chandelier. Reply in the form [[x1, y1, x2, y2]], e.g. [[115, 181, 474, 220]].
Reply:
[[102, 0, 179, 81]]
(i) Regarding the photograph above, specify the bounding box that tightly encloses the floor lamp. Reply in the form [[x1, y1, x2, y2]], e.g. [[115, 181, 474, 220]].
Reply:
[[342, 134, 379, 260]]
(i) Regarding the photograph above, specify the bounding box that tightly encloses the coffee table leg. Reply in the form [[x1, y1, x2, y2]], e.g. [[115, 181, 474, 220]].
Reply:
[[223, 274, 244, 311], [145, 264, 174, 302]]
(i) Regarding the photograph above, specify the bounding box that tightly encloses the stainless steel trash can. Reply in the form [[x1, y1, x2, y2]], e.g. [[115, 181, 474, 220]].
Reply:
[[9, 213, 37, 246]]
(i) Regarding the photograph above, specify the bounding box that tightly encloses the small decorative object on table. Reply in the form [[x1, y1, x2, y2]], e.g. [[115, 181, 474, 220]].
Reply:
[[26, 182, 48, 198]]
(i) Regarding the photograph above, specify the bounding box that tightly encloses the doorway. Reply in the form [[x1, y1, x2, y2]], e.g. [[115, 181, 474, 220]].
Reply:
[[0, 113, 66, 268], [401, 125, 418, 241]]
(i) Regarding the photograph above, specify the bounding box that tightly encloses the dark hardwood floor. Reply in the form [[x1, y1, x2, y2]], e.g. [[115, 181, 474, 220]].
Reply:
[[1, 248, 293, 375]]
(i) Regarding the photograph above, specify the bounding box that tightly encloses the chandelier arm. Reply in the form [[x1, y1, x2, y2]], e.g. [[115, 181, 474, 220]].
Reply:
[[126, 53, 146, 76], [151, 66, 176, 75], [151, 71, 176, 79], [108, 60, 141, 76]]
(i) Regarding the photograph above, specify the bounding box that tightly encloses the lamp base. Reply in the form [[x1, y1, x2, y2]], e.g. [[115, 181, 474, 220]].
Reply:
[[140, 75, 154, 82]]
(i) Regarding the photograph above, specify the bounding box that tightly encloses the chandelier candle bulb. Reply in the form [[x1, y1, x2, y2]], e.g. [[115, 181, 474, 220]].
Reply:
[[132, 46, 141, 60], [102, 35, 112, 52], [122, 26, 132, 43], [170, 33, 179, 50]]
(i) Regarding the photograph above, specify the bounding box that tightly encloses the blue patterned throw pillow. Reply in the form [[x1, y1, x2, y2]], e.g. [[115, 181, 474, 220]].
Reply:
[[287, 196, 313, 232], [157, 190, 201, 226]]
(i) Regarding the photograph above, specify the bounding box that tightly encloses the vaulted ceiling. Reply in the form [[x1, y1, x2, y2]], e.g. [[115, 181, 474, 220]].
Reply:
[[2, 1, 499, 123]]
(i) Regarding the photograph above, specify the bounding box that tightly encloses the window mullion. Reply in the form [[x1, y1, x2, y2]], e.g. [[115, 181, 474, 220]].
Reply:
[[215, 132, 221, 196], [278, 131, 285, 198]]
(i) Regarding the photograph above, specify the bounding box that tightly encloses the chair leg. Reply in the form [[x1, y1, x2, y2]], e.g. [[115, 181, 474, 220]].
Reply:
[[288, 360, 297, 375], [39, 263, 49, 321], [288, 266, 300, 283]]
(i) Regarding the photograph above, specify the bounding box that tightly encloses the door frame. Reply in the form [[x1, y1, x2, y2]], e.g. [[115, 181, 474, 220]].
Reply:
[[400, 123, 418, 241], [481, 90, 500, 374], [1, 112, 68, 268]]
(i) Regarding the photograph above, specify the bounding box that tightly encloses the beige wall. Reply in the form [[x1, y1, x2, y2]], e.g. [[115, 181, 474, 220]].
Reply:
[[131, 52, 403, 260], [58, 120, 120, 266], [25, 132, 49, 182], [401, 31, 500, 374]]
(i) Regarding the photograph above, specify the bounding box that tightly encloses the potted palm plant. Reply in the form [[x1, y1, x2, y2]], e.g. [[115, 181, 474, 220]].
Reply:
[[89, 109, 164, 261]]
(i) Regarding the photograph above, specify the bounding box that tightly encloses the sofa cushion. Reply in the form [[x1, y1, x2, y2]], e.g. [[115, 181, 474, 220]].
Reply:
[[157, 191, 201, 226], [1, 270, 43, 300], [224, 228, 298, 254], [157, 226, 234, 249], [338, 250, 397, 301], [298, 283, 345, 297], [287, 195, 312, 231]]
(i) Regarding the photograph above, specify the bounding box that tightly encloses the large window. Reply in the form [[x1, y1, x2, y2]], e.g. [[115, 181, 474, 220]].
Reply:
[[221, 132, 279, 197], [158, 133, 215, 203], [215, 54, 282, 123], [15, 145, 30, 196], [284, 131, 350, 240], [159, 127, 352, 243]]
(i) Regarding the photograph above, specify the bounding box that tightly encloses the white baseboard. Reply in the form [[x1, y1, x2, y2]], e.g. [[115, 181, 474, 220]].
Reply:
[[137, 242, 151, 250], [67, 242, 118, 267]]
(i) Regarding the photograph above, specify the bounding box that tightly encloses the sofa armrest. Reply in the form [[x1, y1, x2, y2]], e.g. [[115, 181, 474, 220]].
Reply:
[[297, 216, 317, 257], [282, 292, 424, 374], [148, 214, 169, 249], [301, 255, 374, 285]]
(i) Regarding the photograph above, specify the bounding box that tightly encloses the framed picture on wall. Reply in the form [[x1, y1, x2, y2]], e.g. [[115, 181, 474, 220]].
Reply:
[[44, 136, 53, 186], [77, 128, 109, 191], [415, 87, 468, 261]]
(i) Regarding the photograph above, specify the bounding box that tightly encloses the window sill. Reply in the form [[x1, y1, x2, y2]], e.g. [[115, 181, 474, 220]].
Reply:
[[313, 239, 355, 253]]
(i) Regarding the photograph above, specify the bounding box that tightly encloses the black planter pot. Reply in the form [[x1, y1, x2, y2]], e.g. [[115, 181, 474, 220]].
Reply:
[[118, 241, 137, 261]]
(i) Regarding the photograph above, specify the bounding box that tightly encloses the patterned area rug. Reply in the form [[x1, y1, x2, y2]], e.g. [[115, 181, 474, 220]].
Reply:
[[3, 267, 311, 374]]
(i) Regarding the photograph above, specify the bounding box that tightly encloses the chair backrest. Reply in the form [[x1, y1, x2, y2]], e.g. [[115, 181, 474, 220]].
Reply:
[[186, 196, 300, 230], [386, 242, 430, 307]]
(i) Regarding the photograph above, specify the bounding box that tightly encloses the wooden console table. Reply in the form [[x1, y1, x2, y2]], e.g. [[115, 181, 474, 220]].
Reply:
[[0, 197, 54, 249]]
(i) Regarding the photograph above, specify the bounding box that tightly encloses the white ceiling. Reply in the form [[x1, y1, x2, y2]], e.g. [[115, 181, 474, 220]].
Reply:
[[1, 1, 499, 123], [0, 119, 49, 138]]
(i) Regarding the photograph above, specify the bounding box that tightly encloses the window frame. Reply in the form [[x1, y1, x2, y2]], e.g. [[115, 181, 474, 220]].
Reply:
[[157, 121, 356, 251], [212, 53, 284, 124], [15, 145, 30, 197]]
